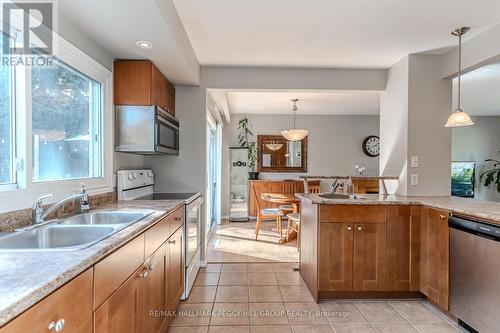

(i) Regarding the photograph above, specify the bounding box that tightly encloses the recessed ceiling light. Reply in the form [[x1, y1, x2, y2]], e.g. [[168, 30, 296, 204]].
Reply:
[[135, 40, 154, 49]]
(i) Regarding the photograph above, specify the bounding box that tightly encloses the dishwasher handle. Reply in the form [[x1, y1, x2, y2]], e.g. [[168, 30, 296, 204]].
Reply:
[[449, 216, 500, 242]]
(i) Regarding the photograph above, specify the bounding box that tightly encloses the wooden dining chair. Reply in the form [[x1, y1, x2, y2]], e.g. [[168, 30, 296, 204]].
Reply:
[[286, 213, 301, 252], [308, 180, 321, 194], [253, 184, 284, 240], [279, 180, 298, 214]]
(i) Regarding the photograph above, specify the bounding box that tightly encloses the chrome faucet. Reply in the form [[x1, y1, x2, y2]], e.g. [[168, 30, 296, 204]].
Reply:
[[32, 184, 90, 224], [330, 179, 343, 194]]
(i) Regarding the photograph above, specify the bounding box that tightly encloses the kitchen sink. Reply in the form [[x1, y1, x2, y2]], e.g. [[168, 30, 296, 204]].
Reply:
[[318, 193, 368, 200], [58, 211, 151, 226], [0, 225, 117, 251], [0, 210, 152, 251]]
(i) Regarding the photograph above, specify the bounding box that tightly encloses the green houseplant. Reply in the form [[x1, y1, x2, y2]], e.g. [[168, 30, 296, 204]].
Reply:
[[480, 152, 500, 193], [237, 117, 259, 180]]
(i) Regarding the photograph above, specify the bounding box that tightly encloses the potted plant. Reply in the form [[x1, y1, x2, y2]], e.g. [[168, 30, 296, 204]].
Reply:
[[238, 117, 259, 180], [480, 151, 500, 193]]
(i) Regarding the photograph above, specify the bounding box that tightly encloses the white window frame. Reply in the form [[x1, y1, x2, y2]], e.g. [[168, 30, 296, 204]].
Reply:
[[0, 33, 113, 213]]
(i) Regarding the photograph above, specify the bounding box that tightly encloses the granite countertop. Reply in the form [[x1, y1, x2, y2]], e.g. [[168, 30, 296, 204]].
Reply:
[[296, 193, 500, 225], [0, 200, 184, 327], [299, 176, 399, 180]]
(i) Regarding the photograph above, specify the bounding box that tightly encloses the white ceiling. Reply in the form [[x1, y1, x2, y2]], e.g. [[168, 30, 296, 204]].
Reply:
[[454, 62, 500, 115], [172, 0, 500, 68], [59, 0, 199, 85], [225, 91, 380, 115]]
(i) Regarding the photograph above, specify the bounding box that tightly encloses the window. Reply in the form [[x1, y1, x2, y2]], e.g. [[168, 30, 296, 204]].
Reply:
[[31, 59, 103, 182], [0, 40, 15, 185], [0, 29, 112, 212]]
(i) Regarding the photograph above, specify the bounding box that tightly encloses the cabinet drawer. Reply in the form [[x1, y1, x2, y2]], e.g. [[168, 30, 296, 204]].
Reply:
[[0, 269, 93, 333], [320, 205, 387, 223], [145, 215, 171, 258], [169, 207, 184, 235], [144, 207, 183, 258], [94, 234, 145, 309]]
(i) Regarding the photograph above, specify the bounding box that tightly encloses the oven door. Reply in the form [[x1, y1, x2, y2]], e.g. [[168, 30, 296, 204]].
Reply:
[[155, 111, 179, 155], [185, 196, 203, 267]]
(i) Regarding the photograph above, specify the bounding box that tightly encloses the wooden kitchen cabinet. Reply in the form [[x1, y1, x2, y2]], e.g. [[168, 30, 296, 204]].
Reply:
[[0, 269, 93, 333], [139, 246, 166, 333], [94, 265, 142, 333], [114, 60, 175, 116], [319, 223, 353, 291], [420, 207, 450, 309], [165, 226, 184, 313], [353, 223, 387, 291], [387, 206, 421, 291]]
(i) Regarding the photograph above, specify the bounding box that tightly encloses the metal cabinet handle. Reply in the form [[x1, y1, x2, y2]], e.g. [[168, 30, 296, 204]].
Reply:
[[168, 240, 176, 244], [347, 226, 352, 231], [357, 226, 363, 231], [439, 214, 447, 220], [48, 319, 65, 332], [138, 269, 149, 278]]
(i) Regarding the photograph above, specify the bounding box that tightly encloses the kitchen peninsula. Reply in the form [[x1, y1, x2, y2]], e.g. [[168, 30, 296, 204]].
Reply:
[[297, 193, 500, 312]]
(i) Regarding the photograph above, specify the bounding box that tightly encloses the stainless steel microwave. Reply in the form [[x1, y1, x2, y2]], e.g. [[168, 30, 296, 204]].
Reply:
[[115, 105, 179, 155]]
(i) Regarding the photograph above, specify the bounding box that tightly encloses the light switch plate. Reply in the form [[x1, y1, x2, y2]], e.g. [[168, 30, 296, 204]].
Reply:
[[411, 156, 419, 168], [410, 174, 419, 186]]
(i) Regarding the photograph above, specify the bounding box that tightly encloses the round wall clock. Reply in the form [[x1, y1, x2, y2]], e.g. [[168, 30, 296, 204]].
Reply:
[[362, 135, 380, 157]]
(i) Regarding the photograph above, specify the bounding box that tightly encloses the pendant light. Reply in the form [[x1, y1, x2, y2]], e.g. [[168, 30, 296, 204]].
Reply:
[[281, 98, 308, 141], [445, 27, 474, 127], [265, 142, 284, 151]]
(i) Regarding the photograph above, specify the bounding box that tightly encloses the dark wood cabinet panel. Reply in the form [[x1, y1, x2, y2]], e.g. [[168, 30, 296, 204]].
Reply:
[[319, 223, 353, 291], [114, 60, 175, 116], [94, 266, 142, 333], [420, 207, 450, 309], [139, 247, 166, 333], [165, 226, 184, 314], [386, 206, 421, 292], [0, 269, 93, 333], [353, 223, 387, 291]]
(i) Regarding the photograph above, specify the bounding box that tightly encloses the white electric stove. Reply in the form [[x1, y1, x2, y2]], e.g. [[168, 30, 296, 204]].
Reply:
[[117, 169, 202, 300]]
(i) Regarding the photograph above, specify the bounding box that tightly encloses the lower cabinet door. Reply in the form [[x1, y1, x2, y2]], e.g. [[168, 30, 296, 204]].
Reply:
[[166, 226, 184, 313], [353, 223, 388, 291], [94, 266, 141, 333], [319, 223, 353, 291], [139, 246, 166, 333], [0, 269, 93, 333]]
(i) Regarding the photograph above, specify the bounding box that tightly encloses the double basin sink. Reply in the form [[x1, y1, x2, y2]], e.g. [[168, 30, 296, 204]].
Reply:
[[0, 211, 151, 251]]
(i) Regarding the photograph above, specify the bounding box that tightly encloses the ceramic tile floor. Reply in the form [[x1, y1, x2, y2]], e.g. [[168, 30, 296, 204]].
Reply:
[[206, 220, 299, 263], [168, 263, 463, 333]]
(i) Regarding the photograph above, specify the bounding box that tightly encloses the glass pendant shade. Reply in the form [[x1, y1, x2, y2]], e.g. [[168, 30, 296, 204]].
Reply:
[[445, 27, 473, 128], [445, 109, 474, 127], [282, 98, 308, 141], [265, 143, 284, 151], [280, 129, 308, 141]]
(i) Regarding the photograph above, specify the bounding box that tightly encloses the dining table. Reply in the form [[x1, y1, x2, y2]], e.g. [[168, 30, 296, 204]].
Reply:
[[260, 192, 301, 243]]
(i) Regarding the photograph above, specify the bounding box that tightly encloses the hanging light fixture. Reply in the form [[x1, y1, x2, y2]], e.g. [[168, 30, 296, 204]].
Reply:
[[281, 98, 308, 141], [265, 142, 283, 151], [445, 27, 474, 128]]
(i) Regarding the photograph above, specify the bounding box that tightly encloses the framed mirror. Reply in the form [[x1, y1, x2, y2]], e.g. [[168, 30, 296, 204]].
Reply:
[[257, 135, 307, 172]]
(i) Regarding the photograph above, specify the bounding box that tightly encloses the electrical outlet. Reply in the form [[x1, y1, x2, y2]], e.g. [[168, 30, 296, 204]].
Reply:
[[411, 156, 419, 168], [410, 174, 419, 186]]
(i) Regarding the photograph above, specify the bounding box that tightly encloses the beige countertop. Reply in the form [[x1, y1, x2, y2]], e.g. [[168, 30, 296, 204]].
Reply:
[[0, 200, 184, 327], [296, 193, 500, 225], [299, 176, 399, 180]]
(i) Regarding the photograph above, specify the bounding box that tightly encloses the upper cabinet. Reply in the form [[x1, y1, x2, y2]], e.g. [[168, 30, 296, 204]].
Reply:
[[114, 60, 176, 117]]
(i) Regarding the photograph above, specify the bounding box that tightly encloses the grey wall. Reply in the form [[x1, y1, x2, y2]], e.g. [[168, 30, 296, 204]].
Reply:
[[380, 54, 452, 196], [380, 57, 409, 195], [221, 114, 380, 216], [452, 116, 500, 202]]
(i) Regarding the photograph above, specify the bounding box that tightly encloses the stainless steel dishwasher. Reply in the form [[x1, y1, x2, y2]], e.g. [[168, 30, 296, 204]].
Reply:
[[450, 215, 500, 333]]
